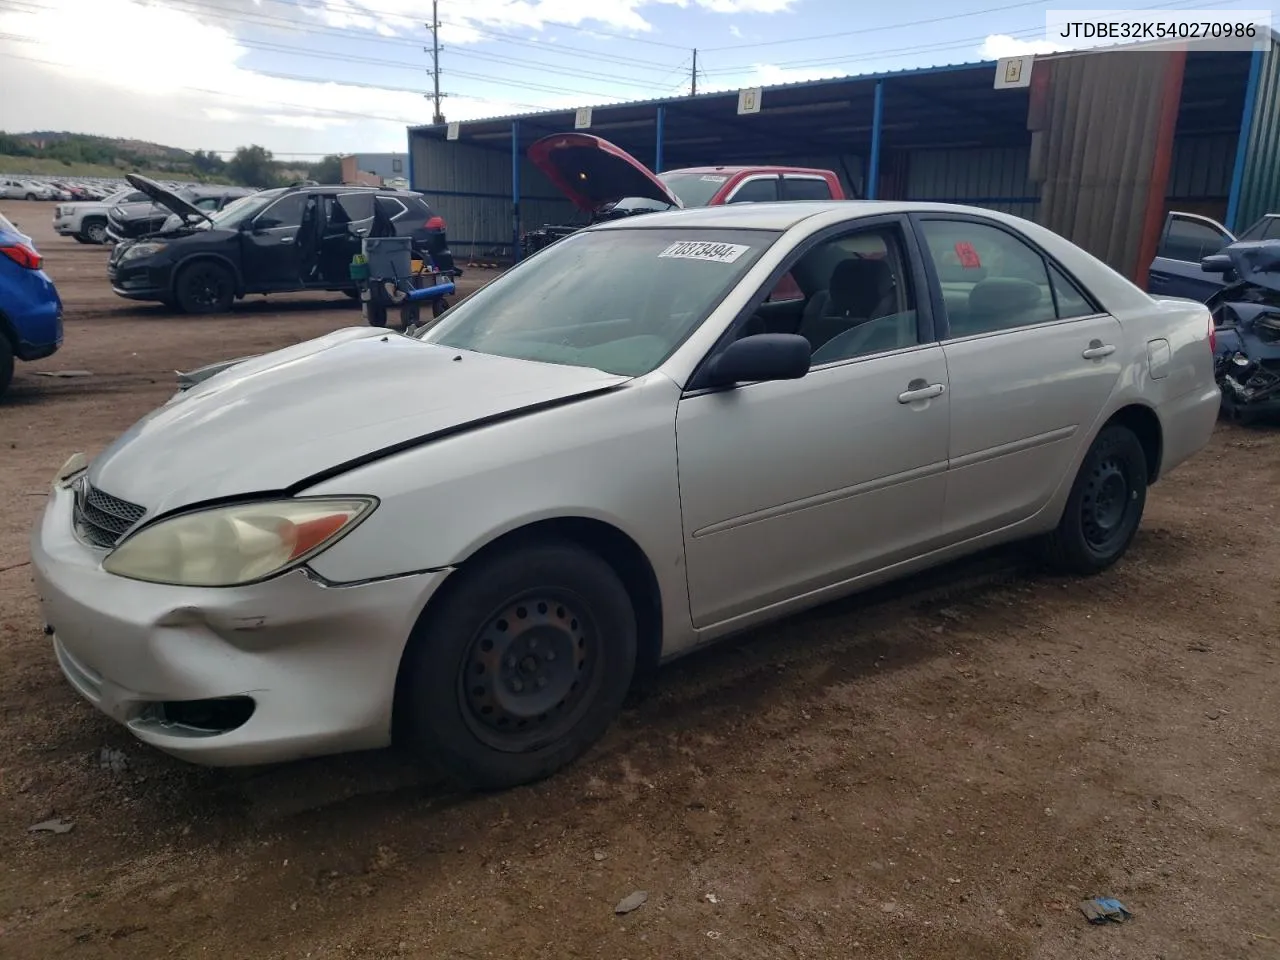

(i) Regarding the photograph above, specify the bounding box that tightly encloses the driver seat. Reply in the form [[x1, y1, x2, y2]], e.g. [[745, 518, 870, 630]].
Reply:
[[797, 258, 897, 351]]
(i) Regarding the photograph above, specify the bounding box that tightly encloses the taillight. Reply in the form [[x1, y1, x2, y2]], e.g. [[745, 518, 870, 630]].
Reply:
[[1208, 313, 1216, 354], [425, 215, 446, 231], [0, 242, 42, 270]]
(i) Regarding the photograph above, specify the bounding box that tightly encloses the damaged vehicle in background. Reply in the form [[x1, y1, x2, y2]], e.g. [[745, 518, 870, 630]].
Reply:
[[1200, 239, 1280, 423], [104, 182, 258, 244], [107, 175, 456, 314], [520, 132, 845, 255]]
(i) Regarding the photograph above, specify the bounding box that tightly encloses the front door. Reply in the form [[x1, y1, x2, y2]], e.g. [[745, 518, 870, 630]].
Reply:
[[676, 217, 950, 629], [240, 192, 311, 290], [1148, 211, 1234, 302], [911, 214, 1125, 540]]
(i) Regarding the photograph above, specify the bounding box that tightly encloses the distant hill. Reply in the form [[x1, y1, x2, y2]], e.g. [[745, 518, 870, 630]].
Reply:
[[0, 131, 341, 187]]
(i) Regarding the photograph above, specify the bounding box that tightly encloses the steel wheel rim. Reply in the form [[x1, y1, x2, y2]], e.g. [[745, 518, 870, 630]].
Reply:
[[458, 592, 601, 753], [86, 224, 105, 243], [1081, 456, 1132, 551]]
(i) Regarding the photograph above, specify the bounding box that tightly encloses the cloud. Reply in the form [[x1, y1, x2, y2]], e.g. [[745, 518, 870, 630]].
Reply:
[[729, 24, 742, 38], [978, 34, 1067, 59], [0, 0, 799, 154]]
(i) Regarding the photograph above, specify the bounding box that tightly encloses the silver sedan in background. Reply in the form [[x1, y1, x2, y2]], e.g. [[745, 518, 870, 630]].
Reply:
[[30, 201, 1220, 790]]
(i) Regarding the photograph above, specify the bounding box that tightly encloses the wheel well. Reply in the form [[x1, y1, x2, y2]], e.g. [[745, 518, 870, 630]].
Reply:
[[1105, 404, 1163, 483], [392, 518, 665, 740]]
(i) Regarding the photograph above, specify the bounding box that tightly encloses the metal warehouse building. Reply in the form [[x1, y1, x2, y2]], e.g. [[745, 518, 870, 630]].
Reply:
[[408, 33, 1280, 285]]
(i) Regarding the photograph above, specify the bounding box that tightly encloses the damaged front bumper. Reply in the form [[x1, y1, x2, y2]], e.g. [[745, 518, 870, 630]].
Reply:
[[1217, 353, 1280, 416], [30, 481, 449, 766]]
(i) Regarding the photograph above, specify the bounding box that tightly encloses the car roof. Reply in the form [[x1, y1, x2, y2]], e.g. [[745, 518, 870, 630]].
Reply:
[[669, 166, 835, 176], [586, 199, 1024, 232]]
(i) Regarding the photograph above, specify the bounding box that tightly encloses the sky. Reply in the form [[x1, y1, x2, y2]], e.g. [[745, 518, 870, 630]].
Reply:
[[0, 0, 1275, 159]]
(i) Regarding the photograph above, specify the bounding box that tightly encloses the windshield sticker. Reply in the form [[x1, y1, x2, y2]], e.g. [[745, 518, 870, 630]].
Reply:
[[954, 241, 982, 268], [699, 175, 728, 183], [658, 240, 751, 264]]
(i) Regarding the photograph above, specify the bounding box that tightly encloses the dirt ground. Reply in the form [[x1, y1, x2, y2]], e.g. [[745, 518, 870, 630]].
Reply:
[[2, 197, 1278, 959]]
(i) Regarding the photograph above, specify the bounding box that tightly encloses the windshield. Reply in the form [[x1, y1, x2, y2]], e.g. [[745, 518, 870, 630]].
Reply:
[[208, 190, 280, 228], [417, 226, 777, 376], [658, 171, 731, 207]]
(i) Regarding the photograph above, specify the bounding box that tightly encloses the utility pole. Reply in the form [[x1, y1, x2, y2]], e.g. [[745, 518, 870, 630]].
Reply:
[[691, 48, 698, 96], [426, 0, 446, 124]]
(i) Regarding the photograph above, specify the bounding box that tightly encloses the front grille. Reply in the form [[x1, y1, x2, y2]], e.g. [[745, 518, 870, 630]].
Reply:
[[72, 480, 146, 548]]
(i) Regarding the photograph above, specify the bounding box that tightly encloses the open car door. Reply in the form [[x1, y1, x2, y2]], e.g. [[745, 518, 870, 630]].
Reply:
[[1148, 211, 1235, 302], [319, 192, 375, 286]]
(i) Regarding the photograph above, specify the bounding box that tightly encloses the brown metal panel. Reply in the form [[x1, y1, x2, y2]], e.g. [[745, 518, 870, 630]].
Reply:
[[1027, 51, 1185, 280]]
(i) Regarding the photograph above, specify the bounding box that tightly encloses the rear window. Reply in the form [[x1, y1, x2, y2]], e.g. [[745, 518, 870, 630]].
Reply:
[[784, 177, 833, 201]]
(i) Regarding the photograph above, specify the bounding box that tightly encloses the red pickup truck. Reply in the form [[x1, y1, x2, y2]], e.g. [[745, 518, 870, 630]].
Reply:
[[523, 132, 846, 257]]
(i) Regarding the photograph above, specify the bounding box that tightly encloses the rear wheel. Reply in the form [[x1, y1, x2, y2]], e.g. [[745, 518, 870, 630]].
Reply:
[[174, 261, 235, 315], [81, 219, 107, 244], [1039, 424, 1148, 574], [397, 541, 638, 790], [0, 336, 13, 399]]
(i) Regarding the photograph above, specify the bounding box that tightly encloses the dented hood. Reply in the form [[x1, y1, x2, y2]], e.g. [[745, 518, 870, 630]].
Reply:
[[86, 327, 628, 516], [1224, 239, 1280, 294], [528, 133, 681, 213]]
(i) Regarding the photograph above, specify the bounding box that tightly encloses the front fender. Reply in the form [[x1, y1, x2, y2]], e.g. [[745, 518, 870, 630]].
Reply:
[[298, 372, 693, 648]]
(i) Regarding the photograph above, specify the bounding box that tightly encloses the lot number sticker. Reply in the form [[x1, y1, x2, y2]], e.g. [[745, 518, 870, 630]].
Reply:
[[954, 241, 982, 268], [658, 240, 751, 264]]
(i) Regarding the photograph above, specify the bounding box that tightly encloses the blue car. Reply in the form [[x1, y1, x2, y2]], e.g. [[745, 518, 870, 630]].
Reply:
[[0, 210, 63, 398]]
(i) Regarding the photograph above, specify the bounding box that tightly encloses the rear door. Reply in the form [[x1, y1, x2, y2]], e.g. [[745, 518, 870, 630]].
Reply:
[[1148, 211, 1235, 301], [318, 192, 375, 285], [911, 214, 1125, 540]]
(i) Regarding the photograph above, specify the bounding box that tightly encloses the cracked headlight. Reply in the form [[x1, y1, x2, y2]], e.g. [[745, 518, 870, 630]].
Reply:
[[102, 498, 376, 587]]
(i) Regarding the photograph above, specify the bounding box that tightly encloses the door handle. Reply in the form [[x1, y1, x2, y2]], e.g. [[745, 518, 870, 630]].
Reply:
[[898, 382, 945, 403], [1082, 341, 1116, 360], [279, 235, 294, 243]]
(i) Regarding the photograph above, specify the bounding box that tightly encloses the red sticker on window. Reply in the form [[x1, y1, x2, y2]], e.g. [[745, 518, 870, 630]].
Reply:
[[954, 241, 981, 268]]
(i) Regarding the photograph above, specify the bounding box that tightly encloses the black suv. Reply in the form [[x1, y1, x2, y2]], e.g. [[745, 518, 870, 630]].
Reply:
[[108, 175, 456, 314]]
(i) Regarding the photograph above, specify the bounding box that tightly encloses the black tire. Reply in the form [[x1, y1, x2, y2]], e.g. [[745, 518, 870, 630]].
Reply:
[[1039, 424, 1148, 575], [80, 219, 107, 244], [342, 287, 360, 301], [174, 260, 235, 315], [432, 297, 449, 318], [397, 541, 638, 790], [24, 193, 36, 201], [0, 335, 13, 399]]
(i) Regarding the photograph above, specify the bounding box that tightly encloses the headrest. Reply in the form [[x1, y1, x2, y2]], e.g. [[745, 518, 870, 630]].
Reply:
[[829, 258, 893, 315], [967, 277, 1042, 316]]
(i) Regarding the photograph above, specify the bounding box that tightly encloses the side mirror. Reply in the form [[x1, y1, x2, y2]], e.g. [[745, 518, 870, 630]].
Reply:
[[1201, 253, 1234, 274], [704, 333, 811, 387]]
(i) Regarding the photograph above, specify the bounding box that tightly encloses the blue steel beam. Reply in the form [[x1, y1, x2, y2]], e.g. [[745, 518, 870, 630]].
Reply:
[[867, 79, 884, 201], [1226, 47, 1265, 232]]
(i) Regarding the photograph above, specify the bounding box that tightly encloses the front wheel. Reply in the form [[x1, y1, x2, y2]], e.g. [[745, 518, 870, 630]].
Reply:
[[81, 220, 107, 244], [397, 542, 638, 790], [1039, 424, 1148, 574], [174, 261, 235, 315], [24, 193, 36, 201]]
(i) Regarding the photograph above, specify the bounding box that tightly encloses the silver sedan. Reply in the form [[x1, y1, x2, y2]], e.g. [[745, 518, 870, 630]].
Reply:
[[30, 201, 1221, 789]]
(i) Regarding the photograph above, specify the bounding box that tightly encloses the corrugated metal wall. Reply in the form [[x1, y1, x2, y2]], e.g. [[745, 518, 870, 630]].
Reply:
[[1232, 37, 1280, 230], [902, 147, 1040, 221], [410, 135, 577, 258], [1028, 50, 1182, 278]]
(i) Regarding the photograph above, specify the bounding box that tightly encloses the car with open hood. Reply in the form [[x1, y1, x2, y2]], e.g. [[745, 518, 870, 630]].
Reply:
[[1199, 239, 1280, 422], [522, 132, 844, 254], [106, 175, 456, 314], [33, 199, 1218, 789], [104, 179, 256, 244], [1147, 210, 1280, 301]]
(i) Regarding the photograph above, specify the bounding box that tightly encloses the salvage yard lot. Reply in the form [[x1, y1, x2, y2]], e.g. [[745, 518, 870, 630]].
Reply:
[[2, 198, 1279, 959]]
